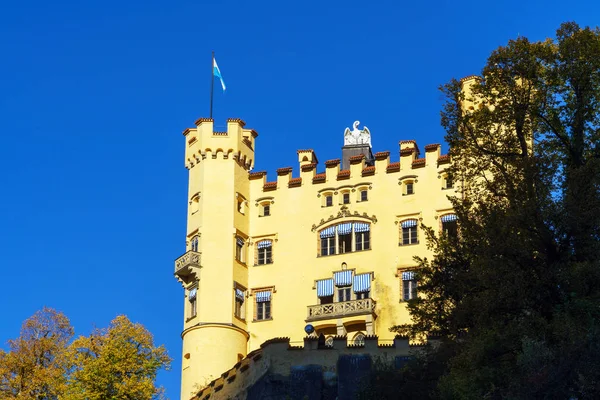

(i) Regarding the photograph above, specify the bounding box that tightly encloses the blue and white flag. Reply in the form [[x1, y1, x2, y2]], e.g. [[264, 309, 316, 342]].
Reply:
[[213, 58, 226, 91]]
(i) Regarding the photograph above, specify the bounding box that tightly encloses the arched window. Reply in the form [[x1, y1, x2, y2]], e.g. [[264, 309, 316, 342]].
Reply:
[[353, 332, 365, 346], [318, 222, 371, 256], [400, 219, 419, 245], [256, 240, 273, 265]]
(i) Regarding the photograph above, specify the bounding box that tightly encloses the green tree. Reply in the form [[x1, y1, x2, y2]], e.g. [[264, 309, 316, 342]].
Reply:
[[393, 22, 600, 399], [0, 307, 74, 400], [65, 315, 171, 400]]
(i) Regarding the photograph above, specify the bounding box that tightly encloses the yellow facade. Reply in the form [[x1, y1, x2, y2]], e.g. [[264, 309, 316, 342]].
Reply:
[[174, 117, 456, 399]]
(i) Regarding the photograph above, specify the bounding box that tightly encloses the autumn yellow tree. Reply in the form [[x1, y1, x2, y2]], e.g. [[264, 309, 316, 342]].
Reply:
[[0, 307, 74, 400], [64, 315, 171, 400]]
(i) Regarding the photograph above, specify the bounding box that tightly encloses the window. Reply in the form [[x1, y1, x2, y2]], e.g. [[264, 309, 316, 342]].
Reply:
[[444, 174, 454, 189], [405, 182, 414, 195], [441, 214, 458, 239], [338, 223, 352, 254], [342, 192, 350, 204], [255, 290, 272, 321], [320, 295, 333, 304], [356, 291, 370, 299], [316, 272, 371, 304], [318, 222, 371, 256], [191, 194, 200, 214], [325, 195, 333, 207], [262, 204, 270, 216], [256, 240, 273, 265], [402, 271, 418, 301], [325, 336, 334, 346], [190, 236, 199, 252], [334, 270, 353, 302], [353, 273, 371, 300], [188, 286, 198, 318], [360, 190, 368, 202], [338, 287, 351, 302], [235, 237, 245, 263], [401, 220, 418, 245], [355, 229, 370, 251], [353, 333, 366, 346], [316, 278, 334, 304], [234, 286, 246, 320]]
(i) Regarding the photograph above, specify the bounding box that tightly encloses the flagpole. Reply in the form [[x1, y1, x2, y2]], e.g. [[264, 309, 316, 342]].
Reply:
[[210, 51, 215, 119]]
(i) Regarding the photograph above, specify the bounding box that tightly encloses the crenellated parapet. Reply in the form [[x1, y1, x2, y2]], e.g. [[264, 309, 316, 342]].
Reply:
[[192, 335, 441, 400], [248, 140, 451, 194], [183, 118, 257, 170]]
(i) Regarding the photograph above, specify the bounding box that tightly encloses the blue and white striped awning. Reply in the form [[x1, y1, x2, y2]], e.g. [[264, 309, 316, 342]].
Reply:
[[320, 226, 336, 239], [235, 288, 245, 301], [257, 239, 272, 249], [401, 219, 418, 228], [255, 290, 271, 302], [402, 271, 416, 281], [353, 273, 371, 293], [354, 222, 370, 233], [337, 222, 352, 235], [188, 287, 197, 301], [440, 214, 457, 222], [236, 237, 245, 246], [316, 279, 334, 297], [334, 270, 353, 286]]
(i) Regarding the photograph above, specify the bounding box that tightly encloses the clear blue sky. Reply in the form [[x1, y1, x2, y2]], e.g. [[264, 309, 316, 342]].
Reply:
[[0, 0, 597, 397]]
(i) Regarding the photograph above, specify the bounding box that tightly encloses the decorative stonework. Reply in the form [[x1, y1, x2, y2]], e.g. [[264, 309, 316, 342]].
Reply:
[[306, 298, 376, 321], [343, 121, 371, 147], [311, 206, 377, 232]]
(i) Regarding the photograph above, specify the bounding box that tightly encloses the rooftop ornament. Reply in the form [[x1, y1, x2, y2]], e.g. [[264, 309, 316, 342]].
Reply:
[[344, 121, 371, 147]]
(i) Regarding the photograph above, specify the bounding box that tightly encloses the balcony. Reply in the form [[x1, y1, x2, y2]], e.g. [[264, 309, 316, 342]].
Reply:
[[306, 298, 376, 322], [174, 251, 201, 284]]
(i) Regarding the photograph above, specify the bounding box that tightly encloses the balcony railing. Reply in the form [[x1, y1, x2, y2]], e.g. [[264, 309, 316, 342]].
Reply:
[[306, 298, 376, 322], [174, 251, 201, 284]]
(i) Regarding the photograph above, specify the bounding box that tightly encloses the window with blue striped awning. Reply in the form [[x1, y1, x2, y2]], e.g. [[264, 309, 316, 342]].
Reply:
[[354, 222, 370, 232], [188, 288, 197, 301], [401, 219, 418, 228], [316, 279, 334, 297], [257, 239, 272, 249], [440, 214, 457, 222], [320, 226, 336, 238], [334, 270, 353, 286], [402, 271, 416, 280], [353, 273, 371, 293], [236, 237, 244, 246], [337, 223, 352, 235], [255, 291, 271, 302], [235, 288, 245, 301]]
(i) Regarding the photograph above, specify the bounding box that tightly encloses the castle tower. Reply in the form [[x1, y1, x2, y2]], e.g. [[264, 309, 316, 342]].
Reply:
[[174, 118, 256, 399]]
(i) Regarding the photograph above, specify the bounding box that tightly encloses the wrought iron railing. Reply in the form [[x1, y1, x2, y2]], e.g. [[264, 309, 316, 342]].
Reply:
[[306, 298, 376, 321]]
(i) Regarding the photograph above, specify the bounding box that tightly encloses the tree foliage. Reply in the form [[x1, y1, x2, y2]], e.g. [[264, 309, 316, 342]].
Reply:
[[0, 309, 171, 400], [65, 315, 171, 400], [391, 22, 600, 399], [0, 307, 73, 399]]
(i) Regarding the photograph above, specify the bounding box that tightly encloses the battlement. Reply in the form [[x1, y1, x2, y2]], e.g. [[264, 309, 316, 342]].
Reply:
[[192, 335, 440, 400], [249, 140, 451, 193], [183, 118, 257, 171]]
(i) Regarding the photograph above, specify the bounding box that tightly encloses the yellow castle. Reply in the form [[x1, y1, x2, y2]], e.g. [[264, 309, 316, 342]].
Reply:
[[174, 115, 458, 398]]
